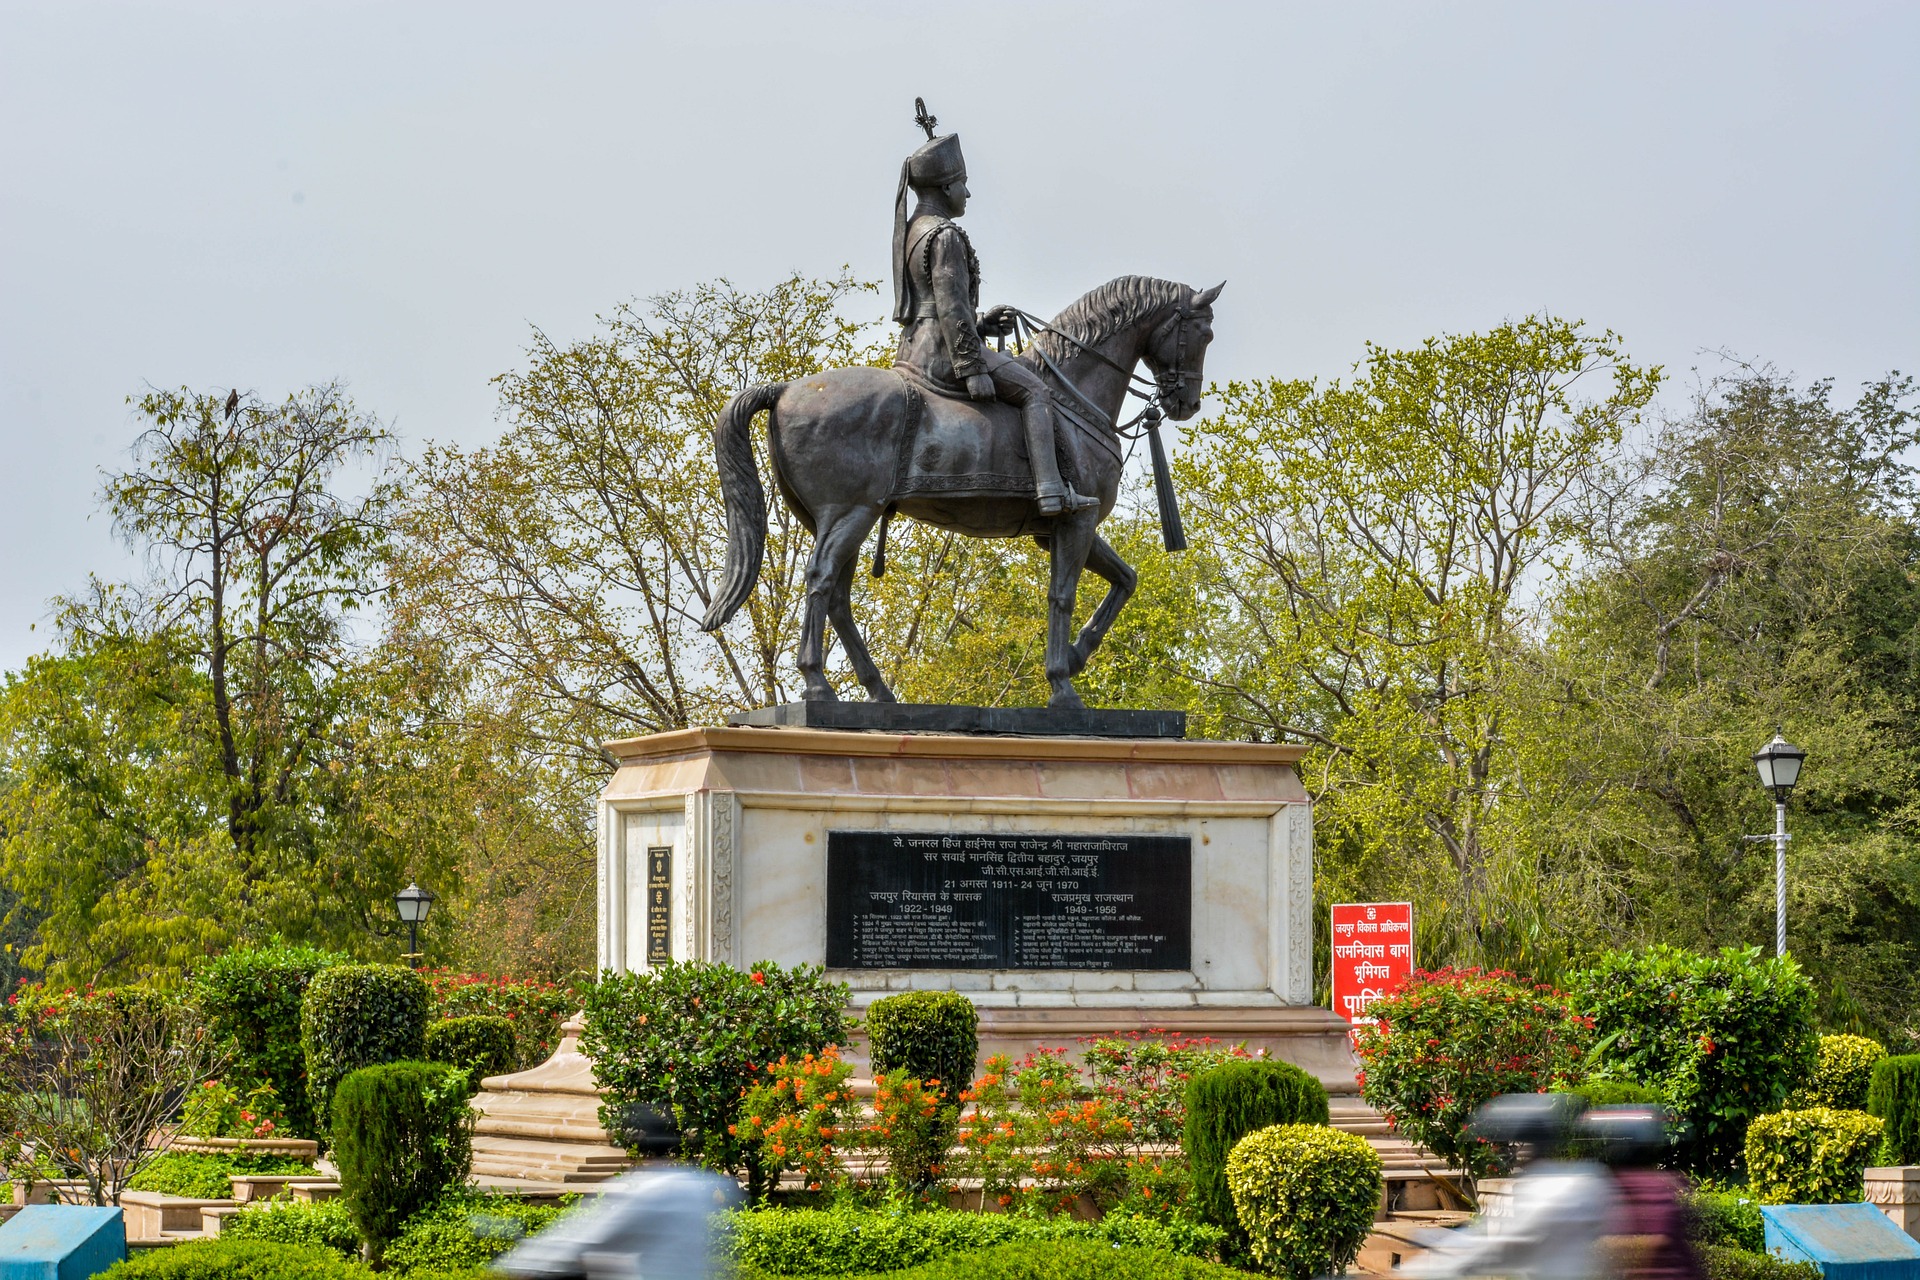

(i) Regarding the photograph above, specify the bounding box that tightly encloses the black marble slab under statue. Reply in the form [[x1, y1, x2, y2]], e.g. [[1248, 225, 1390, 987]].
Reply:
[[727, 702, 1186, 739]]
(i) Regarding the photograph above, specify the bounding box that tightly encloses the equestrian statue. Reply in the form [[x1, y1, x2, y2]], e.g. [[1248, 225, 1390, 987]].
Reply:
[[699, 101, 1222, 711]]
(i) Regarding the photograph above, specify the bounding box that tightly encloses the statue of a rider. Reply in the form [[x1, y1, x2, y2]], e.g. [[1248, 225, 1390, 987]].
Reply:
[[891, 106, 1099, 516]]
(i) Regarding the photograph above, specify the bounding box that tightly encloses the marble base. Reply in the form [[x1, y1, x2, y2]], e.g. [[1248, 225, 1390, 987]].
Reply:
[[596, 725, 1351, 1085]]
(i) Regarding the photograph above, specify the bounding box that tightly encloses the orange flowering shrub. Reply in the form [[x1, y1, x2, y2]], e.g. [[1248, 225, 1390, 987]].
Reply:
[[955, 1049, 1134, 1213], [871, 1073, 951, 1194], [735, 1046, 858, 1193]]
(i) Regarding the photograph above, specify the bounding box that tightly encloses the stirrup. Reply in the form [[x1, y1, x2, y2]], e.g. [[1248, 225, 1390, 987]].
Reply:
[[1036, 486, 1099, 516]]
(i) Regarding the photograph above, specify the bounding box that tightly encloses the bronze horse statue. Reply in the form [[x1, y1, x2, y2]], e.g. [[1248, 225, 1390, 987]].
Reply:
[[699, 275, 1221, 710]]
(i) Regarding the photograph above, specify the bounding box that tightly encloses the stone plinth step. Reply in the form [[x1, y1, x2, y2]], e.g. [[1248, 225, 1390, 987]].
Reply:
[[471, 1135, 631, 1183]]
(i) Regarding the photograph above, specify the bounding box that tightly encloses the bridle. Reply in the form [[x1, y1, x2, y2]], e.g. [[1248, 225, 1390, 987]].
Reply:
[[1145, 305, 1206, 408]]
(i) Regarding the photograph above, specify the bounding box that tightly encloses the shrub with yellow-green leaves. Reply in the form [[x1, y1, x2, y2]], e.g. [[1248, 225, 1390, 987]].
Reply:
[[1745, 1108, 1883, 1204], [1226, 1124, 1382, 1279], [1788, 1035, 1886, 1112]]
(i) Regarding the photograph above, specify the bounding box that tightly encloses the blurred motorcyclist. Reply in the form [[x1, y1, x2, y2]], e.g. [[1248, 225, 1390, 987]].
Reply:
[[1408, 1093, 1618, 1280], [495, 1105, 740, 1280]]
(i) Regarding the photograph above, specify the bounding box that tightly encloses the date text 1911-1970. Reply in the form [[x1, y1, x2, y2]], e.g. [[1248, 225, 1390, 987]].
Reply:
[[825, 830, 1190, 971]]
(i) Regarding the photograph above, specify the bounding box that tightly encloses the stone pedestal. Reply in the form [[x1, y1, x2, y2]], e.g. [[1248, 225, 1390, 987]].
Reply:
[[466, 1014, 633, 1184], [1869, 1167, 1920, 1242], [595, 725, 1352, 1087]]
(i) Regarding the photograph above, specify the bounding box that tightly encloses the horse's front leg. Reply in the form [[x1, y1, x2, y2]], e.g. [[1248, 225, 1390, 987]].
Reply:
[[797, 507, 880, 701], [828, 537, 895, 702], [1043, 513, 1098, 710], [1066, 533, 1138, 677]]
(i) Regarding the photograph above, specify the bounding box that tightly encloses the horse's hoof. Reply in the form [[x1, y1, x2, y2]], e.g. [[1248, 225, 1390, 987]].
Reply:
[[801, 685, 839, 703], [1048, 688, 1087, 712], [1066, 643, 1092, 677], [867, 685, 898, 704]]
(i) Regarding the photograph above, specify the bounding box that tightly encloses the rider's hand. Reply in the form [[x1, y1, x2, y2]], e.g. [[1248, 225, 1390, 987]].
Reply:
[[978, 305, 1018, 338], [966, 374, 996, 401]]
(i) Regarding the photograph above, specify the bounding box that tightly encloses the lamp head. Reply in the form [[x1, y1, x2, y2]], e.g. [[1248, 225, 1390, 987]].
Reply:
[[394, 881, 436, 925], [1752, 733, 1806, 802]]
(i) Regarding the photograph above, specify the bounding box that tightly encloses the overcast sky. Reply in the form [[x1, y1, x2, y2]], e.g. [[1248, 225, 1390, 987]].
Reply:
[[1, 1, 1914, 672]]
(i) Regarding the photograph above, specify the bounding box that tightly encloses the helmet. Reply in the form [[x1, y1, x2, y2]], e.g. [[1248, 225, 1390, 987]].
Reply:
[[1468, 1093, 1583, 1148], [1578, 1105, 1671, 1167]]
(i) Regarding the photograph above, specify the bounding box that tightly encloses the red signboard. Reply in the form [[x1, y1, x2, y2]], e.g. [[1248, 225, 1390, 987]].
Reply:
[[1330, 902, 1414, 1025]]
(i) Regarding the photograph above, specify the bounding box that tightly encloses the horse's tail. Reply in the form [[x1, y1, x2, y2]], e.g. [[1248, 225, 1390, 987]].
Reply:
[[701, 382, 784, 632]]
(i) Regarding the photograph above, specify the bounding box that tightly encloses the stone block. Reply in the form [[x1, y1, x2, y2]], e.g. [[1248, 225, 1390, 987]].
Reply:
[[1762, 1203, 1920, 1280], [1011, 992, 1076, 1008], [0, 1205, 125, 1279], [991, 972, 1074, 992], [120, 1191, 235, 1238]]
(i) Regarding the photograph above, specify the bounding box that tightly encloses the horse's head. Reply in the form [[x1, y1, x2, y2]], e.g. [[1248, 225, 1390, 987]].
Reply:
[[1142, 281, 1223, 421]]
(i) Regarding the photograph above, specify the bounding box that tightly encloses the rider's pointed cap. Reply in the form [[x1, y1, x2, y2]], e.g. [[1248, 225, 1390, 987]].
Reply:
[[893, 132, 968, 324], [905, 132, 966, 187]]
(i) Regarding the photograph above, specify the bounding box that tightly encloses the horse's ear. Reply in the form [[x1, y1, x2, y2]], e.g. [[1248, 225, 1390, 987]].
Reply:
[[1193, 281, 1225, 308]]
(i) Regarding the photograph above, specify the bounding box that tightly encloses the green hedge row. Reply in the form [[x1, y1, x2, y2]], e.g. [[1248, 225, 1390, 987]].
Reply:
[[1700, 1245, 1821, 1280], [220, 1192, 560, 1273], [194, 943, 349, 1141], [739, 1239, 1247, 1280], [126, 1152, 315, 1200], [722, 1206, 1223, 1276]]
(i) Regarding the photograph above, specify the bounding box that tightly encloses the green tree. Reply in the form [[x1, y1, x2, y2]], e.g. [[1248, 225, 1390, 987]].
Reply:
[[1178, 316, 1660, 970], [0, 385, 447, 984], [1544, 369, 1920, 1037]]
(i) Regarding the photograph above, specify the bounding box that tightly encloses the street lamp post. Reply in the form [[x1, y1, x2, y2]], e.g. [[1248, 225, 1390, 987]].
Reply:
[[393, 882, 437, 969], [1750, 734, 1806, 957]]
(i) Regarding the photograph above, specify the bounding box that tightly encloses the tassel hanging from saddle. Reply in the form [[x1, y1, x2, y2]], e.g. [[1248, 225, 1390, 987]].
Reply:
[[871, 504, 895, 577], [1144, 407, 1188, 553]]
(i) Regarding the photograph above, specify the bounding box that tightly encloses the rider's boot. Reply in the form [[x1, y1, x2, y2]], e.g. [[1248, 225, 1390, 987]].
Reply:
[[1023, 400, 1098, 516]]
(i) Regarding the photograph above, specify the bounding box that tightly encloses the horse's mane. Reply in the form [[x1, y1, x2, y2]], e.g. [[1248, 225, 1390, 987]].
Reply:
[[1031, 276, 1192, 364]]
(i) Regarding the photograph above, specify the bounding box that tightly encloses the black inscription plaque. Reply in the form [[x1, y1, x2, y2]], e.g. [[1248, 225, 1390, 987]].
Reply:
[[825, 830, 1190, 970], [645, 846, 672, 965]]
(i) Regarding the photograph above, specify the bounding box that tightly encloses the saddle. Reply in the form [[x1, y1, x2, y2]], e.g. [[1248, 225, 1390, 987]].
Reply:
[[887, 367, 1117, 503]]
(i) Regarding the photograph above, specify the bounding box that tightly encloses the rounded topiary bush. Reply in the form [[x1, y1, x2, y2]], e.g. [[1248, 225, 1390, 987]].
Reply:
[[331, 1060, 474, 1265], [1868, 1055, 1920, 1167], [1227, 1123, 1382, 1280], [1184, 1059, 1329, 1232], [424, 1015, 517, 1089], [1791, 1035, 1886, 1112], [1745, 1107, 1884, 1204], [299, 964, 429, 1145], [866, 990, 978, 1096]]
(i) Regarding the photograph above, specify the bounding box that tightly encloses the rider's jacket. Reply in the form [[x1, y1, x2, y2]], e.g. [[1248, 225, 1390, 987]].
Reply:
[[894, 213, 985, 395]]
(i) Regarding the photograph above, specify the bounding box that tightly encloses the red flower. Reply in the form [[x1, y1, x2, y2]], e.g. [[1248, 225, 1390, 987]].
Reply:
[[750, 971, 765, 986]]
